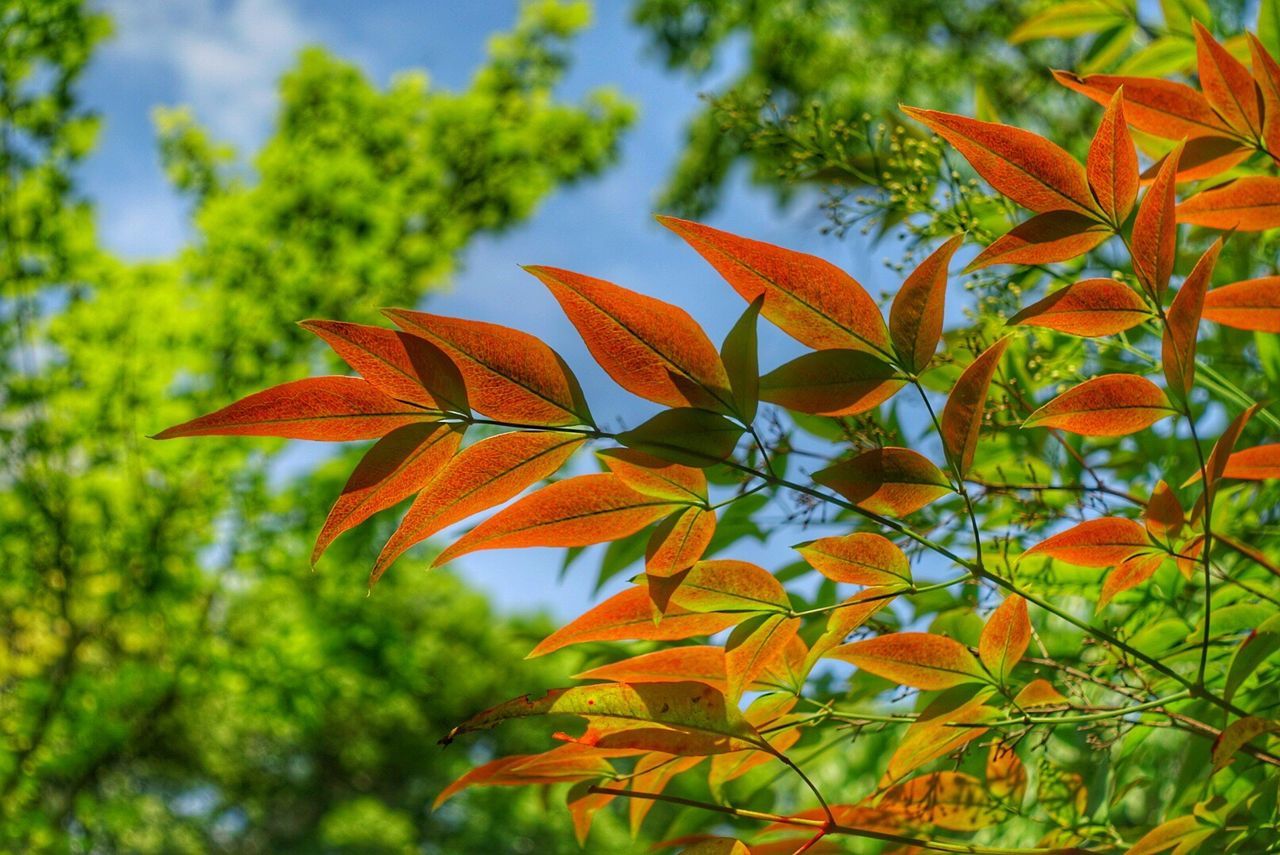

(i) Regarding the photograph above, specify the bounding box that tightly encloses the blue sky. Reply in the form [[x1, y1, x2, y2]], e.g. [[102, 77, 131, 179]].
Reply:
[[80, 0, 929, 619]]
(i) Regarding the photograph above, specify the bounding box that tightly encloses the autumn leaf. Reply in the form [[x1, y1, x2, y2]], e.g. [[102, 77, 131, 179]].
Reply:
[[814, 446, 954, 516], [1099, 552, 1166, 608], [628, 753, 704, 834], [616, 408, 744, 467], [1053, 70, 1234, 140], [598, 447, 707, 504], [658, 559, 791, 615], [1210, 443, 1280, 480], [724, 614, 801, 701], [1087, 90, 1140, 226], [442, 682, 762, 756], [940, 337, 1009, 475], [1203, 276, 1280, 331], [1249, 33, 1280, 154], [979, 595, 1030, 683], [154, 376, 433, 441], [1211, 716, 1280, 774], [966, 211, 1112, 270], [433, 745, 615, 810], [796, 532, 911, 587], [890, 235, 962, 373], [1163, 239, 1222, 398], [1178, 176, 1280, 231], [1022, 517, 1151, 567], [371, 431, 584, 584], [313, 422, 464, 564], [384, 309, 592, 427], [526, 265, 734, 411], [646, 506, 717, 577], [302, 319, 468, 412], [760, 350, 904, 416], [1008, 278, 1150, 336], [986, 743, 1027, 802], [720, 295, 763, 421], [574, 646, 728, 691], [829, 632, 987, 690], [884, 686, 998, 782], [1193, 404, 1259, 517], [1141, 135, 1253, 183], [876, 771, 1003, 831], [531, 587, 740, 657], [1124, 814, 1217, 855], [1144, 480, 1185, 540], [901, 106, 1099, 216], [433, 473, 679, 567], [1193, 22, 1262, 137], [1022, 374, 1176, 436], [659, 216, 891, 354], [1013, 679, 1069, 710], [1132, 142, 1182, 297], [806, 588, 896, 671]]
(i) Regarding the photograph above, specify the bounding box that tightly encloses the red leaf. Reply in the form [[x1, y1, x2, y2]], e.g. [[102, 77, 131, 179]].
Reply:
[[526, 265, 733, 411], [1053, 70, 1234, 140], [371, 431, 584, 584], [302, 319, 468, 412], [1178, 176, 1280, 231], [1144, 480, 1185, 540], [796, 532, 911, 587], [1193, 22, 1262, 137], [1250, 34, 1280, 155], [1216, 443, 1280, 480], [979, 595, 1030, 683], [433, 473, 678, 567], [384, 309, 591, 427], [574, 646, 728, 691], [1022, 517, 1150, 568], [1023, 374, 1175, 436], [1162, 238, 1222, 397], [1013, 679, 1069, 709], [531, 587, 740, 657], [646, 506, 716, 577], [1099, 552, 1166, 607], [966, 211, 1112, 270], [658, 216, 891, 354], [986, 743, 1027, 802], [940, 337, 1009, 475], [1132, 142, 1182, 297], [1140, 136, 1252, 183], [1009, 278, 1150, 336], [598, 447, 707, 503], [814, 447, 953, 516], [1203, 276, 1280, 331], [890, 235, 963, 373], [313, 422, 464, 564], [1087, 90, 1140, 226], [901, 106, 1098, 216], [829, 632, 986, 690], [1201, 405, 1259, 510], [759, 350, 904, 416], [628, 754, 705, 834], [154, 376, 431, 441]]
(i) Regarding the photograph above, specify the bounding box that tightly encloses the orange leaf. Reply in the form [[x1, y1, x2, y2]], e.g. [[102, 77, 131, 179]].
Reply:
[[759, 350, 904, 416], [1250, 34, 1280, 155], [966, 211, 1112, 270], [724, 614, 801, 701], [1203, 276, 1280, 331], [658, 559, 791, 615], [526, 265, 733, 411], [890, 235, 963, 373], [941, 337, 1009, 475], [313, 422, 464, 564], [302, 319, 468, 412], [1198, 404, 1259, 514], [877, 771, 1002, 831], [829, 632, 986, 690], [531, 587, 740, 657], [574, 646, 728, 691], [1088, 90, 1140, 226], [1009, 278, 1150, 336], [1100, 552, 1167, 607], [1216, 443, 1280, 480], [986, 743, 1027, 802], [1013, 678, 1069, 709], [658, 216, 891, 354], [1023, 374, 1175, 436], [598, 447, 707, 503], [1178, 176, 1280, 231], [1053, 70, 1233, 140], [1144, 480, 1185, 540], [814, 446, 953, 516], [1023, 517, 1150, 568], [371, 431, 584, 584], [628, 753, 704, 834], [1132, 142, 1182, 297], [1163, 239, 1222, 397], [979, 595, 1030, 683], [433, 745, 614, 809], [807, 588, 896, 670], [154, 376, 432, 441], [901, 106, 1098, 216], [384, 310, 591, 427], [1140, 135, 1252, 183], [1193, 22, 1262, 137], [433, 473, 678, 567], [884, 687, 997, 782], [796, 532, 911, 587], [646, 506, 716, 577]]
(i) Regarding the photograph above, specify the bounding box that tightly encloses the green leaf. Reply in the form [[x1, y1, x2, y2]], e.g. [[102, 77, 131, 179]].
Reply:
[[1225, 613, 1280, 704], [721, 295, 763, 422]]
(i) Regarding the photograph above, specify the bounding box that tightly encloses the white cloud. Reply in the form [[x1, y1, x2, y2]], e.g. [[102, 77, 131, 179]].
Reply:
[[101, 0, 316, 150]]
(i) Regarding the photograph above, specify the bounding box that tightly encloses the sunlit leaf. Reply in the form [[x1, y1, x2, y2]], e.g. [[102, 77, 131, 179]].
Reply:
[[1023, 374, 1176, 436], [829, 632, 986, 690], [760, 350, 904, 416], [1211, 716, 1280, 774], [658, 559, 791, 615], [885, 686, 998, 782], [599, 447, 708, 503], [796, 532, 911, 587], [1178, 176, 1280, 230], [986, 743, 1027, 802], [616, 408, 744, 468], [1125, 814, 1216, 855], [1009, 278, 1150, 336], [968, 210, 1112, 270], [941, 337, 1009, 475], [1144, 480, 1185, 540], [1203, 276, 1280, 331], [575, 646, 728, 691], [724, 614, 801, 701], [979, 595, 1030, 683], [1053, 70, 1234, 140], [1013, 679, 1070, 709], [890, 235, 963, 373], [1132, 142, 1182, 297], [1023, 517, 1151, 567], [814, 447, 954, 516], [646, 506, 717, 577], [877, 772, 1003, 831], [807, 588, 896, 670], [1088, 90, 1140, 226], [1099, 552, 1167, 607], [1194, 21, 1262, 136], [433, 745, 614, 810], [1162, 239, 1222, 397]]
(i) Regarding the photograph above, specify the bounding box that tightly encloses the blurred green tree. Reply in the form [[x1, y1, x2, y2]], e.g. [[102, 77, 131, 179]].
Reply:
[[0, 1, 638, 851]]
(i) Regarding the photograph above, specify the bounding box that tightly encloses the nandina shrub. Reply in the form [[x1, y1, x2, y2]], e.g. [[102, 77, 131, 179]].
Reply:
[[158, 21, 1280, 854]]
